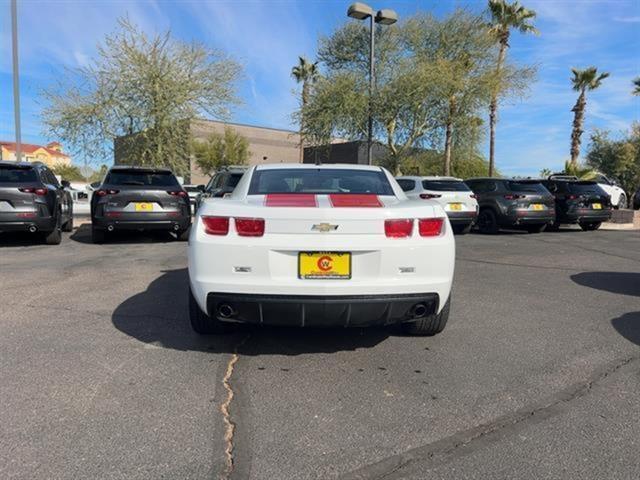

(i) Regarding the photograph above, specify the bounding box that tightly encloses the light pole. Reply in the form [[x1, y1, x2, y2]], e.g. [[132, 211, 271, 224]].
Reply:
[[347, 2, 397, 165], [11, 0, 22, 163]]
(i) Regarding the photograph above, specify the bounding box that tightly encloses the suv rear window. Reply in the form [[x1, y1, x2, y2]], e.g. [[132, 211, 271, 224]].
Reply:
[[507, 181, 549, 194], [567, 182, 605, 194], [104, 169, 179, 187], [0, 166, 38, 183], [422, 180, 470, 192], [249, 168, 395, 195]]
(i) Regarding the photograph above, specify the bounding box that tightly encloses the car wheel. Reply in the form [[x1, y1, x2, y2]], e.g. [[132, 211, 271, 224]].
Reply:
[[580, 222, 602, 231], [546, 220, 560, 232], [402, 295, 450, 336], [44, 214, 62, 245], [92, 227, 106, 244], [176, 227, 190, 241], [189, 287, 233, 334], [477, 209, 499, 234], [616, 194, 626, 210], [453, 223, 472, 235], [525, 224, 547, 234], [62, 213, 74, 232]]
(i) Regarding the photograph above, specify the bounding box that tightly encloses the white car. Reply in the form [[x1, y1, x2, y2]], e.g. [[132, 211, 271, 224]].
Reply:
[[593, 174, 627, 209], [188, 164, 455, 336], [396, 176, 479, 234]]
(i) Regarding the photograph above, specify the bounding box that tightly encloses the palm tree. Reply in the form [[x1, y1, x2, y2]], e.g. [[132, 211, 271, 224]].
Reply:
[[633, 77, 640, 96], [291, 56, 319, 162], [487, 0, 538, 177], [569, 67, 609, 167]]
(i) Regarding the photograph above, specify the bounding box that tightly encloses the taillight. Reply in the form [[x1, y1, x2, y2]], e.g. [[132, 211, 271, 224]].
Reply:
[[470, 194, 478, 199], [19, 187, 47, 196], [418, 218, 445, 237], [419, 193, 442, 199], [169, 190, 188, 198], [235, 217, 265, 237], [96, 189, 119, 196], [202, 216, 229, 235], [504, 194, 525, 200], [385, 219, 413, 238], [566, 194, 578, 200]]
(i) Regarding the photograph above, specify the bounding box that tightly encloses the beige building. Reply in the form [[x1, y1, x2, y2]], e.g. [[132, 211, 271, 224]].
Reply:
[[0, 141, 72, 167], [189, 119, 302, 185]]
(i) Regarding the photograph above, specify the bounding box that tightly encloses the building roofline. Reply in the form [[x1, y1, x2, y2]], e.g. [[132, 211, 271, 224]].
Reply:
[[192, 118, 299, 135]]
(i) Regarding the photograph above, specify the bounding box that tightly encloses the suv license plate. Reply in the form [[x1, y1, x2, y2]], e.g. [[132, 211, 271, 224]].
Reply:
[[134, 202, 154, 212], [299, 252, 351, 280], [449, 203, 463, 211], [592, 203, 602, 209], [531, 204, 544, 211]]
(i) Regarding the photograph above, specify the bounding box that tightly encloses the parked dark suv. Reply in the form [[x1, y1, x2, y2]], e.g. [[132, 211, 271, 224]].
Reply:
[[0, 161, 73, 244], [91, 166, 191, 243], [194, 166, 246, 212], [541, 177, 612, 231], [465, 178, 555, 234]]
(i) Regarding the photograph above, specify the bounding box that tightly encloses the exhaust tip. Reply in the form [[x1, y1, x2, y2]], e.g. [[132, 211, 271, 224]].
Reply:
[[218, 304, 235, 319], [173, 223, 180, 231], [411, 303, 428, 318], [28, 225, 37, 233], [107, 225, 115, 232]]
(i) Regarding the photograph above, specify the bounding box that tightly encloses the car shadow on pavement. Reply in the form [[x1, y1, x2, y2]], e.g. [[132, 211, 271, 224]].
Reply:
[[112, 268, 390, 355], [611, 312, 640, 346], [0, 232, 50, 247], [71, 224, 178, 245], [571, 271, 640, 297]]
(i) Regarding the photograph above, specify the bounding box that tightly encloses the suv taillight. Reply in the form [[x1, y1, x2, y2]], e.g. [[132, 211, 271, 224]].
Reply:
[[202, 216, 229, 235], [19, 187, 47, 196], [385, 219, 413, 238], [419, 193, 442, 199], [470, 194, 478, 199], [418, 218, 444, 237], [96, 189, 119, 196], [235, 218, 265, 237], [169, 190, 188, 198]]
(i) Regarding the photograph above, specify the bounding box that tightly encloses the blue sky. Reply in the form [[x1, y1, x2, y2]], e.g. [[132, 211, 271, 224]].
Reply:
[[0, 0, 638, 175]]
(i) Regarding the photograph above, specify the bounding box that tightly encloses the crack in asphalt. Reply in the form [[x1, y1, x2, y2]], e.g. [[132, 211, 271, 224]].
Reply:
[[219, 334, 251, 480], [340, 355, 640, 480]]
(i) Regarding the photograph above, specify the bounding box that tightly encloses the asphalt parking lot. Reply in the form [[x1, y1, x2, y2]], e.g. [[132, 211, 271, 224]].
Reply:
[[1, 226, 639, 480]]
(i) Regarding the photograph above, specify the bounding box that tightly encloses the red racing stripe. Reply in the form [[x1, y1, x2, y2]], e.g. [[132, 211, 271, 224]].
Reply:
[[329, 194, 382, 208], [264, 193, 317, 207]]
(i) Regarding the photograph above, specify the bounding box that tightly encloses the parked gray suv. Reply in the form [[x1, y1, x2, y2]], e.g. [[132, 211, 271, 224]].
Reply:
[[465, 178, 555, 234]]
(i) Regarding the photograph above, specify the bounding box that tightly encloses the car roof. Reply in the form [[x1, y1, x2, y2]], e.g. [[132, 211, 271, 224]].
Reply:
[[255, 163, 384, 172], [0, 161, 36, 169], [109, 165, 174, 173]]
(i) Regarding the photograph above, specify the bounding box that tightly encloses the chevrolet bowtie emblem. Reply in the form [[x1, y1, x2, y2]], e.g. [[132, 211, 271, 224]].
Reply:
[[312, 223, 339, 232]]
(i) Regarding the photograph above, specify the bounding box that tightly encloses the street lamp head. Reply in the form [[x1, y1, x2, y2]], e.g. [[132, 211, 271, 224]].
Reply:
[[347, 2, 373, 20], [375, 9, 398, 25]]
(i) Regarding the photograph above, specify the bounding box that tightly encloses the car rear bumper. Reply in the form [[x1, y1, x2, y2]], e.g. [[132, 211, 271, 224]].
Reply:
[[0, 215, 56, 233], [446, 211, 477, 225], [560, 209, 612, 223], [92, 213, 190, 231], [504, 210, 555, 225], [206, 292, 440, 327]]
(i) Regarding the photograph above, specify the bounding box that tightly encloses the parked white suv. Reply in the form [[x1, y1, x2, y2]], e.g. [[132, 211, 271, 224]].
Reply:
[[396, 176, 479, 234], [593, 174, 627, 209]]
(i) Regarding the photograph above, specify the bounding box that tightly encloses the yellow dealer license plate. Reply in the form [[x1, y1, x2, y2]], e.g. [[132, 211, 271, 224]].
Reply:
[[299, 252, 351, 280], [531, 204, 544, 211], [449, 203, 463, 211], [134, 202, 154, 212], [592, 203, 602, 209]]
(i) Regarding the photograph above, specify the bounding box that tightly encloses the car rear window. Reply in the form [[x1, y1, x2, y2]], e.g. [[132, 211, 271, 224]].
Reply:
[[248, 168, 395, 195], [0, 166, 38, 183], [567, 182, 605, 194], [104, 169, 180, 187], [422, 180, 470, 192], [507, 181, 549, 194]]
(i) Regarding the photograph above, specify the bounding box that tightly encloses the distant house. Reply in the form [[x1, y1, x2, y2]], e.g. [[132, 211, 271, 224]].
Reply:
[[0, 141, 72, 167]]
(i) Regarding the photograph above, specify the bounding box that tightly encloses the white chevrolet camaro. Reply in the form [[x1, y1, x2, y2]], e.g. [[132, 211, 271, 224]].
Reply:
[[188, 164, 455, 335]]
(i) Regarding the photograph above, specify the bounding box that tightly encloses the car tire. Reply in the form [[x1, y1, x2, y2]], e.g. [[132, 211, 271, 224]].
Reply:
[[477, 209, 499, 234], [176, 227, 190, 241], [525, 224, 547, 234], [616, 194, 626, 210], [189, 287, 233, 334], [453, 223, 472, 235], [580, 222, 602, 231], [546, 220, 560, 232], [62, 214, 74, 232], [92, 227, 106, 244], [402, 295, 450, 336], [44, 214, 62, 245]]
